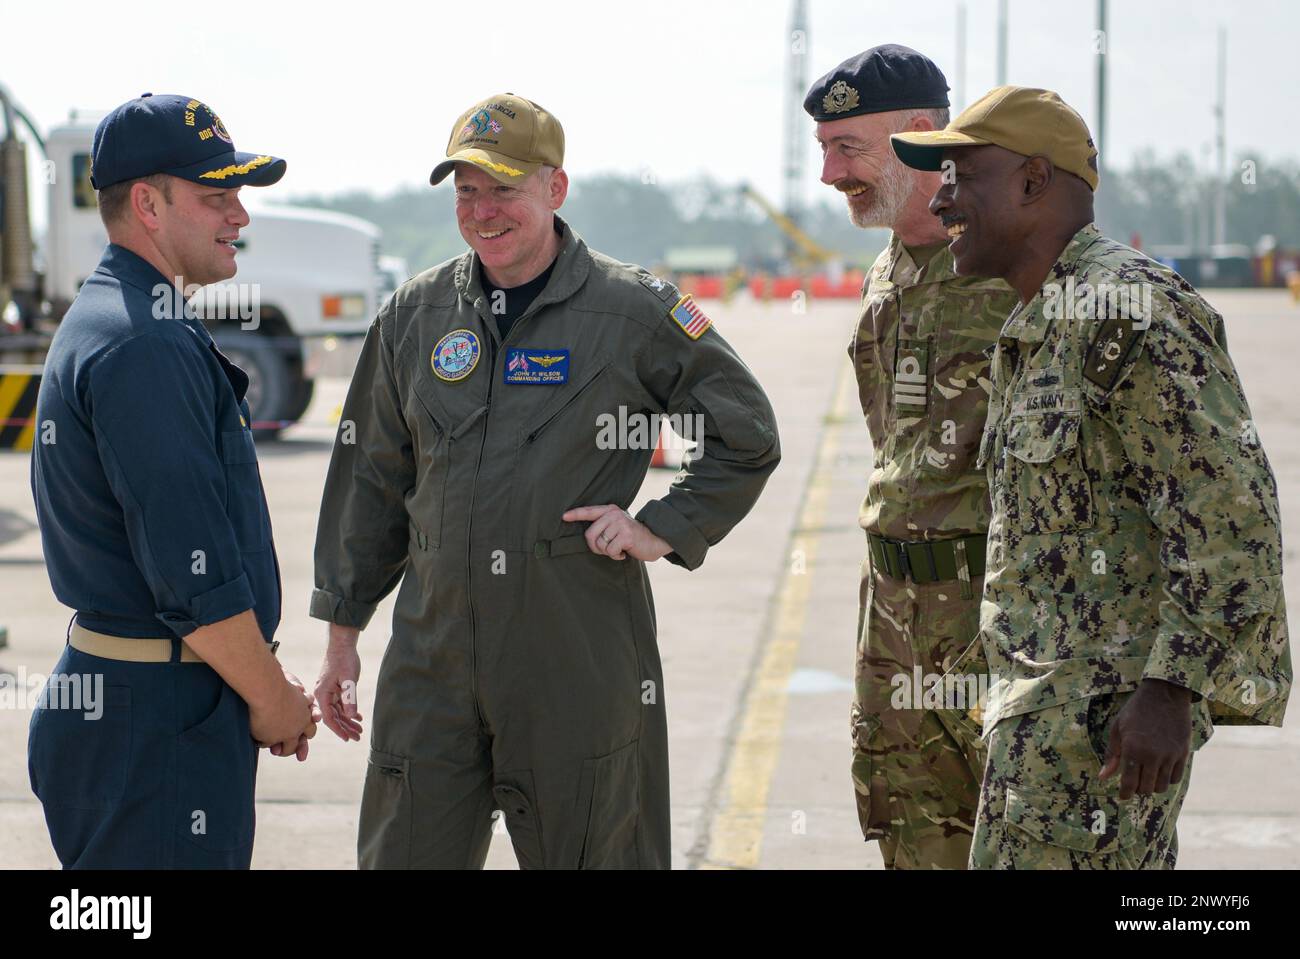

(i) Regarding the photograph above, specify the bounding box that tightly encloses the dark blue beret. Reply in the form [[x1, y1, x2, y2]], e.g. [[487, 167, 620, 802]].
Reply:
[[804, 44, 950, 122]]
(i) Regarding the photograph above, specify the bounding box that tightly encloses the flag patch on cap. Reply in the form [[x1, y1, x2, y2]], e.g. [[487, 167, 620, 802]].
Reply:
[[669, 294, 711, 340]]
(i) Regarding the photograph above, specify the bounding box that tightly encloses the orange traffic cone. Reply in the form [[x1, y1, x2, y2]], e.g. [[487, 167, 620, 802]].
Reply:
[[650, 423, 671, 468]]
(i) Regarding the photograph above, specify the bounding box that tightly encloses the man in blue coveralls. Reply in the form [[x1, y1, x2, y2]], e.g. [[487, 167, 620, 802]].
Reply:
[[28, 94, 319, 868]]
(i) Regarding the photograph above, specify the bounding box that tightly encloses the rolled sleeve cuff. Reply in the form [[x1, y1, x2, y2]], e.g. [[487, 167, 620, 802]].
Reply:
[[1141, 636, 1217, 703], [309, 587, 378, 629], [154, 573, 256, 638], [636, 499, 709, 571]]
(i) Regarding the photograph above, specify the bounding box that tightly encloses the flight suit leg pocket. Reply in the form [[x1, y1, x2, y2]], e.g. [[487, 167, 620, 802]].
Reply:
[[176, 682, 257, 858], [494, 780, 546, 869], [575, 739, 640, 869], [359, 748, 413, 868], [850, 705, 891, 841]]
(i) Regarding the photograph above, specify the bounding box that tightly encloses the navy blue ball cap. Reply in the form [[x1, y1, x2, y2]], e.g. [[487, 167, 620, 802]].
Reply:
[[90, 93, 286, 190]]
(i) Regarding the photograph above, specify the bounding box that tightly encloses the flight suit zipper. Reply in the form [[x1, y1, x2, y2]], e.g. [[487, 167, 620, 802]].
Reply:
[[465, 335, 495, 732], [463, 279, 561, 732]]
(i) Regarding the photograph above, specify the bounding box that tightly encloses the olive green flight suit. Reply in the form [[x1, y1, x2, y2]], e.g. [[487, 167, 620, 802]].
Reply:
[[310, 216, 780, 869]]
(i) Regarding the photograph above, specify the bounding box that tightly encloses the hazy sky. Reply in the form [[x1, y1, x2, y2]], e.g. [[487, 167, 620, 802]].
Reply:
[[6, 0, 1296, 208]]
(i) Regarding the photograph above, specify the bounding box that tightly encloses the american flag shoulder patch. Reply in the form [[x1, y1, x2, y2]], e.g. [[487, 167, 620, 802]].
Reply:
[[668, 294, 712, 340]]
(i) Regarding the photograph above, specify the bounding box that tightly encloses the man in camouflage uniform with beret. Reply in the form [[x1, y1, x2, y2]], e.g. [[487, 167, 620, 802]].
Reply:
[[894, 85, 1291, 868], [808, 45, 1019, 869]]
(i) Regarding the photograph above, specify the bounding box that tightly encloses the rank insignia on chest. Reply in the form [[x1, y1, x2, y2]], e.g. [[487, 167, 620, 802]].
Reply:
[[504, 347, 570, 385], [431, 328, 481, 382], [894, 345, 928, 409], [669, 294, 711, 340]]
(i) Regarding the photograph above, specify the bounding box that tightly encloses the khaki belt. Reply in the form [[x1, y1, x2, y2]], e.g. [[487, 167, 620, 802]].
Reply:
[[867, 532, 987, 585], [70, 623, 205, 663]]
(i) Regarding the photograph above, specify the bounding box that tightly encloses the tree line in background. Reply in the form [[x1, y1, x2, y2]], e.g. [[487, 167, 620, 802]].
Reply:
[[288, 152, 1300, 278]]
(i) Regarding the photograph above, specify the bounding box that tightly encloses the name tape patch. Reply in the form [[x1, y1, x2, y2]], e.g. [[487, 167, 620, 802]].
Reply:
[[504, 347, 570, 385]]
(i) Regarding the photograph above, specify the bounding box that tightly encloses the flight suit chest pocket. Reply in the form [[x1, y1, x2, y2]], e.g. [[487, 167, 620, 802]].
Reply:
[[409, 418, 451, 551], [1004, 402, 1094, 535], [519, 355, 612, 445], [220, 429, 268, 550]]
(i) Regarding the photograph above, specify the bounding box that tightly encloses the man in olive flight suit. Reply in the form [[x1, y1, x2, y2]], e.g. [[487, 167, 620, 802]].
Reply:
[[310, 94, 780, 869], [808, 46, 1019, 869]]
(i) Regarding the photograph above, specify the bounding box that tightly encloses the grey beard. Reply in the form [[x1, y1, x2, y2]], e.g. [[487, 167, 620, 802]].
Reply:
[[847, 158, 912, 229]]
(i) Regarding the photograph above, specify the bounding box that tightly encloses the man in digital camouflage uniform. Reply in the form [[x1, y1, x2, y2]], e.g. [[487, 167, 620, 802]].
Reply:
[[894, 85, 1292, 868], [309, 94, 780, 869], [808, 46, 1019, 869]]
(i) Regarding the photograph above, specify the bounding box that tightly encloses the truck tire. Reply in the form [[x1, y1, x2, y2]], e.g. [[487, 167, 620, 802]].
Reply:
[[283, 375, 316, 423], [211, 330, 290, 438]]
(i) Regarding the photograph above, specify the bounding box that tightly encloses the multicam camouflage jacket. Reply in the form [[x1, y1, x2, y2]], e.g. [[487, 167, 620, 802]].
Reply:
[[851, 233, 1019, 540], [977, 223, 1292, 733]]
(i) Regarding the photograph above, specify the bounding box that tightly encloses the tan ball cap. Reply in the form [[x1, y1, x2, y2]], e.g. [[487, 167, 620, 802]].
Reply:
[[890, 85, 1099, 190], [430, 93, 565, 186]]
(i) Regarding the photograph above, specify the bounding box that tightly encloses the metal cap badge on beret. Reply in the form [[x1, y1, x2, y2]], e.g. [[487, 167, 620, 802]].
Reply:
[[891, 85, 1100, 190], [430, 93, 565, 186], [803, 44, 950, 122], [90, 93, 286, 190]]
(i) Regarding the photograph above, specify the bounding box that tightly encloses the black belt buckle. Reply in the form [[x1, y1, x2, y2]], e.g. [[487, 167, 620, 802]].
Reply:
[[922, 542, 940, 581]]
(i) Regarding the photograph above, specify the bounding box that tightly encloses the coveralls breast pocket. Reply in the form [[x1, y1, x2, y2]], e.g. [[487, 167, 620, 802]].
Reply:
[[1003, 405, 1095, 535], [220, 429, 268, 550]]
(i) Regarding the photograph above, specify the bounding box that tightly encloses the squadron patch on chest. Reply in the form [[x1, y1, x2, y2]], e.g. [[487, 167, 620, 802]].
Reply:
[[431, 328, 481, 383], [504, 347, 570, 385]]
